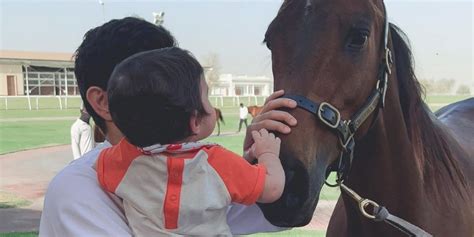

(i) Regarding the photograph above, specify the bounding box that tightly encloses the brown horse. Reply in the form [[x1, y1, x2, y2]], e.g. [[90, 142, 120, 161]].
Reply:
[[214, 107, 225, 136], [247, 105, 263, 118], [259, 0, 474, 236]]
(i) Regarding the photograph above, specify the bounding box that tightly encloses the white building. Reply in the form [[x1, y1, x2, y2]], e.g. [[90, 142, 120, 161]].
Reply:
[[209, 74, 273, 97], [0, 50, 75, 96]]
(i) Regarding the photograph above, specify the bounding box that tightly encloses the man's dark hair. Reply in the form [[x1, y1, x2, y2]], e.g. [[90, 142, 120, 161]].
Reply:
[[108, 47, 207, 147], [74, 17, 176, 133]]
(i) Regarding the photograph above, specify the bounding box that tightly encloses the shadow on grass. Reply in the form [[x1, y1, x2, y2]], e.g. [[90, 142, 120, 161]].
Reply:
[[0, 207, 41, 233]]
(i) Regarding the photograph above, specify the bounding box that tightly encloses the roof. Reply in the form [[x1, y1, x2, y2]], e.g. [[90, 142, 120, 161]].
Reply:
[[0, 50, 74, 68]]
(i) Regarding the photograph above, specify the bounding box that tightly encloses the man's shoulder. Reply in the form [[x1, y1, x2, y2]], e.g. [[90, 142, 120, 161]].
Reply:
[[45, 142, 111, 198], [40, 141, 132, 236]]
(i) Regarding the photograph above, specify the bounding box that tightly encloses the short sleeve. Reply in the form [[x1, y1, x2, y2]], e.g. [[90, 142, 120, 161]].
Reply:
[[205, 147, 266, 205], [97, 138, 142, 193]]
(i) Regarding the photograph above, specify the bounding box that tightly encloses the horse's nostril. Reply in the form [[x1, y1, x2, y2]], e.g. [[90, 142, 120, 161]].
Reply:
[[285, 193, 300, 208]]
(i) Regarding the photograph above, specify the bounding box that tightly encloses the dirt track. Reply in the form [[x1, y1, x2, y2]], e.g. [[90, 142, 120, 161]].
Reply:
[[0, 145, 335, 233]]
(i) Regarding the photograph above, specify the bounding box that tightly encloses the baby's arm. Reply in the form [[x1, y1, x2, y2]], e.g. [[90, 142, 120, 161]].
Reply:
[[251, 129, 285, 203]]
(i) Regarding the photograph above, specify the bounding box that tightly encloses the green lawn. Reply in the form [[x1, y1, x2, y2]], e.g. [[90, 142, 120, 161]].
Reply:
[[0, 97, 83, 111], [0, 232, 38, 237], [424, 95, 470, 104], [0, 120, 73, 154], [0, 109, 78, 119]]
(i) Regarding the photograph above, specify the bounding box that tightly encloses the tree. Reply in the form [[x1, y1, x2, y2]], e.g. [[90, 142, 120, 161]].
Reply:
[[456, 85, 471, 95], [202, 53, 221, 87]]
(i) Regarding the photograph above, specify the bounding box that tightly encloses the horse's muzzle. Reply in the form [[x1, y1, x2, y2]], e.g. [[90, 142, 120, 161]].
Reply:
[[258, 159, 315, 227]]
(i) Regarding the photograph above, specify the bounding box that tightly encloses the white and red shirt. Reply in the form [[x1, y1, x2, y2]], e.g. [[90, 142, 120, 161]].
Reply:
[[96, 139, 267, 236]]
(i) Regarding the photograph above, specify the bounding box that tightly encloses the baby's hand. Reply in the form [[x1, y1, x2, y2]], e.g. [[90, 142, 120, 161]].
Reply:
[[251, 129, 281, 158]]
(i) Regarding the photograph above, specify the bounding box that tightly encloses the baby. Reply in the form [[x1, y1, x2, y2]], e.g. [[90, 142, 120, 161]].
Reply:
[[96, 47, 285, 236]]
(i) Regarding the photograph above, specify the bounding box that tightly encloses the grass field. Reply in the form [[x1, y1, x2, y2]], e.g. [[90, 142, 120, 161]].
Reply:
[[0, 232, 38, 237]]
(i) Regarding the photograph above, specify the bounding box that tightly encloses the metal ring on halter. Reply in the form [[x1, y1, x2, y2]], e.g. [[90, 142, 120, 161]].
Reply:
[[324, 179, 341, 187], [324, 152, 344, 187], [359, 199, 380, 219], [318, 102, 341, 129]]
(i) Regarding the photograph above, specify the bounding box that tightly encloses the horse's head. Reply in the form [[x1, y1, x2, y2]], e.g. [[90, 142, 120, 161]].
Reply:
[[259, 0, 392, 226]]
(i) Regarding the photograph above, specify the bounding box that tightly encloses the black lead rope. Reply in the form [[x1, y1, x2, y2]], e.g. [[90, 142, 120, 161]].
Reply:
[[340, 184, 433, 237], [373, 206, 433, 237]]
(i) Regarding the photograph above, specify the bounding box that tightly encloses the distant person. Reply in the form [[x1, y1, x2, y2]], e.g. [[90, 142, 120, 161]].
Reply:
[[238, 103, 249, 132], [97, 47, 285, 236], [70, 108, 94, 159]]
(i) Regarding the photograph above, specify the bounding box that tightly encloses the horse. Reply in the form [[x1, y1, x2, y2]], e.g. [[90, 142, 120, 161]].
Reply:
[[259, 0, 474, 236], [247, 105, 263, 118], [214, 107, 225, 136]]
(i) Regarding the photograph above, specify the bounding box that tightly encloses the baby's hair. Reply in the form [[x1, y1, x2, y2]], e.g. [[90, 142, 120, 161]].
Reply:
[[108, 47, 208, 147]]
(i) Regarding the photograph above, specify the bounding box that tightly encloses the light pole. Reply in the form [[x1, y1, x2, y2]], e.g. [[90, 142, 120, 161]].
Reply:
[[153, 11, 165, 26], [99, 0, 105, 22]]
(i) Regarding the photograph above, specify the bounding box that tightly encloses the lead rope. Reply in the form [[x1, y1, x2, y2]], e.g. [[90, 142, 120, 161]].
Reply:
[[340, 184, 433, 237]]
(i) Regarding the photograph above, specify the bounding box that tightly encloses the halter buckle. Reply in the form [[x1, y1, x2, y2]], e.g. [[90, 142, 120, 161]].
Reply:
[[318, 102, 341, 129]]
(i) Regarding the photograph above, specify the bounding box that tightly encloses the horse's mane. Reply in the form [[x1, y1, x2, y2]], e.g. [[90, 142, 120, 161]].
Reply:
[[390, 24, 469, 202]]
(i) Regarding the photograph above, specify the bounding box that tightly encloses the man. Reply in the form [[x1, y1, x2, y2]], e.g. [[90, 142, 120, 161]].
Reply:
[[40, 17, 297, 236], [70, 108, 94, 159], [238, 103, 249, 132]]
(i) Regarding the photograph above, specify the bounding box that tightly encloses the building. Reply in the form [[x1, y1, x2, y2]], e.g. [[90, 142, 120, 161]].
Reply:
[[1, 50, 215, 98], [0, 50, 75, 96], [209, 74, 273, 97], [1, 50, 274, 98]]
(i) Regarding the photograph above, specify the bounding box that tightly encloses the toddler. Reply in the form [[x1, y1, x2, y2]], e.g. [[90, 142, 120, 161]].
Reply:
[[96, 47, 285, 236]]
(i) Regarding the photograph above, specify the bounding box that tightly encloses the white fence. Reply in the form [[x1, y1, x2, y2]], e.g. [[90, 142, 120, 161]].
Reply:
[[209, 96, 267, 107], [0, 95, 83, 110], [0, 95, 267, 110]]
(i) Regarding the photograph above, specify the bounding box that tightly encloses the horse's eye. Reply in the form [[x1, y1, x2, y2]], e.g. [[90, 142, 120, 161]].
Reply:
[[347, 30, 369, 50]]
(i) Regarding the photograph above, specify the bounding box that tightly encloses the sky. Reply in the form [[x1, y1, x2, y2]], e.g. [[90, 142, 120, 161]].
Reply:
[[0, 0, 472, 83]]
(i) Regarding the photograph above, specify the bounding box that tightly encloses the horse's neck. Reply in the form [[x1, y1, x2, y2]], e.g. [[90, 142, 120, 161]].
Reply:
[[340, 96, 473, 236], [342, 99, 430, 235]]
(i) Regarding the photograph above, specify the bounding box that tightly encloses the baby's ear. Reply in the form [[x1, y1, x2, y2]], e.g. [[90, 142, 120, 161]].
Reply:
[[189, 111, 201, 135]]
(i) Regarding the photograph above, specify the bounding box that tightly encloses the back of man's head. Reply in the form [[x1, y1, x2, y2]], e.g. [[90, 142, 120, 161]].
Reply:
[[74, 17, 176, 133], [108, 47, 205, 147]]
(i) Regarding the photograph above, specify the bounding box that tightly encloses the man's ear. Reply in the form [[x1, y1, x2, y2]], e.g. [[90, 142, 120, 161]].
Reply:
[[86, 86, 112, 121], [189, 111, 201, 135]]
